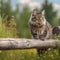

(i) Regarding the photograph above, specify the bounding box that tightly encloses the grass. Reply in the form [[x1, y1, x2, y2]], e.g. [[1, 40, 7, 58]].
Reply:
[[0, 49, 60, 60], [0, 17, 18, 38], [0, 17, 60, 60]]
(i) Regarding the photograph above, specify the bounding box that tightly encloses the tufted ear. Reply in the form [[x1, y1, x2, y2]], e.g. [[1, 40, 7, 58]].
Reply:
[[41, 10, 45, 15], [32, 9, 37, 16]]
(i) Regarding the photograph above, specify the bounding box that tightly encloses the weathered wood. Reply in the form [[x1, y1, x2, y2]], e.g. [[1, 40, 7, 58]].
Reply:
[[0, 38, 60, 50]]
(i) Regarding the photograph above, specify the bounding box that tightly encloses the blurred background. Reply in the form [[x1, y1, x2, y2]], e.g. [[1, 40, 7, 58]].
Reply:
[[0, 0, 60, 60], [0, 0, 60, 38]]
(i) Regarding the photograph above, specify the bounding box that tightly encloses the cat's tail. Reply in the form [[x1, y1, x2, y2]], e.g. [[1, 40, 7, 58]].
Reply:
[[52, 26, 60, 35]]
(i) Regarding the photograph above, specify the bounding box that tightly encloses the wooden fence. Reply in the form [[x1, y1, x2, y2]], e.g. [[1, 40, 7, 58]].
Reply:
[[0, 38, 60, 55], [0, 38, 60, 49]]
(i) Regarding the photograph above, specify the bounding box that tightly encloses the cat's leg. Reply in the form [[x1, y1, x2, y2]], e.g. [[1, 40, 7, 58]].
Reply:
[[37, 48, 45, 56], [45, 30, 51, 39], [37, 49, 41, 56]]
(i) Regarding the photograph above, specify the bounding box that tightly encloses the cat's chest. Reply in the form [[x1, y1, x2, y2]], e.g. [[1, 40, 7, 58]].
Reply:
[[31, 26, 47, 39], [38, 27, 47, 39], [31, 26, 46, 34]]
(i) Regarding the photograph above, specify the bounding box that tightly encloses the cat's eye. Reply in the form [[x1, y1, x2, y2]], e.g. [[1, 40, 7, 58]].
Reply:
[[32, 19, 36, 21]]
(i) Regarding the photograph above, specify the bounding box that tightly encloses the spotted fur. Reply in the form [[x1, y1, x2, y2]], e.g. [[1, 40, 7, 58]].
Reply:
[[29, 9, 52, 40]]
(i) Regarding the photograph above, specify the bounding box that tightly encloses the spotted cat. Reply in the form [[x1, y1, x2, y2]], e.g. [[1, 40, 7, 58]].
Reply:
[[29, 9, 52, 56]]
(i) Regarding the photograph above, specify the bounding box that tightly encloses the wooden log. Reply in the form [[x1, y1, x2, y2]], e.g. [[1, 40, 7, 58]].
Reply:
[[0, 38, 60, 50]]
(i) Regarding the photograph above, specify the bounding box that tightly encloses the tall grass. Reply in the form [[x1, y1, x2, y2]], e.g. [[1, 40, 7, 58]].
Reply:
[[0, 17, 18, 38]]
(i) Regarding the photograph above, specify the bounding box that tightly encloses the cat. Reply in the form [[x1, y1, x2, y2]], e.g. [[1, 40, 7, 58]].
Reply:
[[28, 9, 52, 56]]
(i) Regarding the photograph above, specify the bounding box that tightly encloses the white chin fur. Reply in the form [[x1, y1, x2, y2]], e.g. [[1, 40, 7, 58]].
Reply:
[[43, 18, 46, 25]]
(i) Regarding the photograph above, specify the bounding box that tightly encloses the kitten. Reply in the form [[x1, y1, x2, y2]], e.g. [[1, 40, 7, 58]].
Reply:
[[28, 9, 52, 56]]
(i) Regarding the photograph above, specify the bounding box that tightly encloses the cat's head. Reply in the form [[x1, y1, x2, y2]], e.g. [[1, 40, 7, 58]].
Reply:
[[31, 9, 46, 27]]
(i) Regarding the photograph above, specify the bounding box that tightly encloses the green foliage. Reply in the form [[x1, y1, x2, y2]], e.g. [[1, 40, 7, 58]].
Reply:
[[0, 49, 60, 60], [1, 0, 12, 18], [53, 34, 60, 40], [15, 7, 31, 38], [0, 17, 17, 38], [41, 0, 58, 27]]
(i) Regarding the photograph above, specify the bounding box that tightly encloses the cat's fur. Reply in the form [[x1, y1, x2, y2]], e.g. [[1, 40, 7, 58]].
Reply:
[[29, 9, 52, 56]]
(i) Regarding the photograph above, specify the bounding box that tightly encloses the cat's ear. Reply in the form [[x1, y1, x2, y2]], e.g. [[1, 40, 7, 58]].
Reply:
[[41, 10, 45, 15], [32, 9, 37, 15]]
